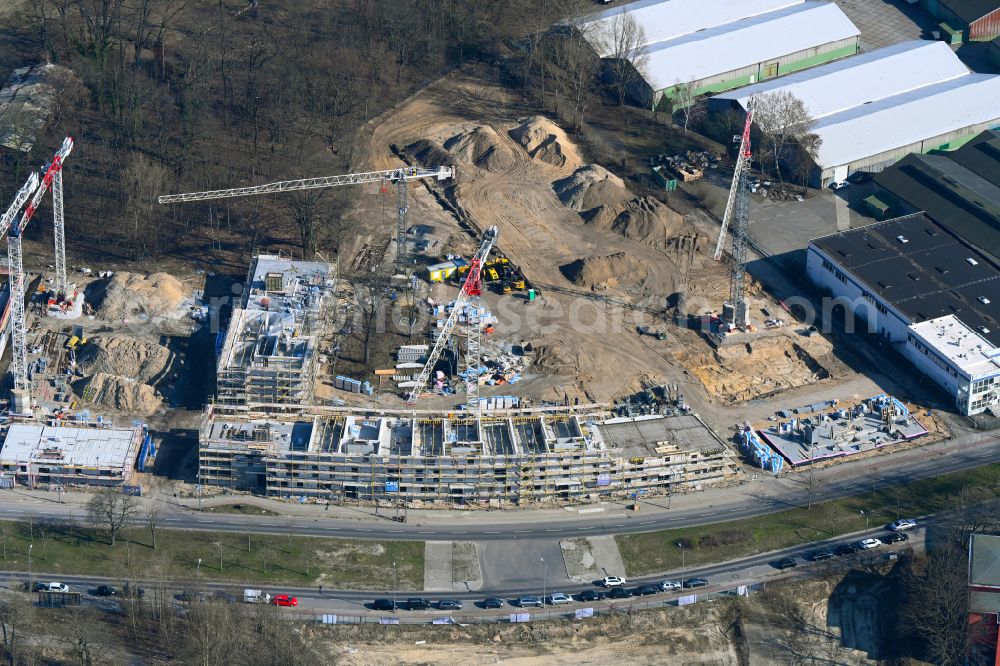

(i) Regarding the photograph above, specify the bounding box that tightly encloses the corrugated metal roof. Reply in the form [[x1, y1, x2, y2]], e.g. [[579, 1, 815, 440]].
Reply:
[[811, 74, 1000, 170], [711, 41, 969, 120], [640, 2, 859, 91], [577, 0, 805, 56]]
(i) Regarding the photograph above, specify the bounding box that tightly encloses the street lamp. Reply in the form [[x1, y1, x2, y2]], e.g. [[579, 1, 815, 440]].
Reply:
[[392, 561, 398, 611], [677, 541, 686, 578], [540, 557, 547, 607], [27, 543, 33, 592], [860, 510, 869, 534], [196, 557, 202, 573]]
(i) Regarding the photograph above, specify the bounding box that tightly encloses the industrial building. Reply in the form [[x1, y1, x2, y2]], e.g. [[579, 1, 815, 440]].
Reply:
[[869, 129, 999, 264], [215, 255, 333, 407], [807, 213, 1000, 416], [710, 41, 1000, 186], [968, 534, 1000, 665], [0, 423, 148, 488], [198, 409, 740, 506], [918, 0, 1000, 42], [575, 0, 859, 110]]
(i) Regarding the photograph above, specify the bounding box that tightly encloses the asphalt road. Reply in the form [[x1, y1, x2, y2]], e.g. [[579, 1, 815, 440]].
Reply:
[[1, 432, 993, 542]]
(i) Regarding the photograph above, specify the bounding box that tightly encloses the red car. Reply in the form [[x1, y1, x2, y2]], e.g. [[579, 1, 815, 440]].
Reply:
[[272, 594, 298, 607]]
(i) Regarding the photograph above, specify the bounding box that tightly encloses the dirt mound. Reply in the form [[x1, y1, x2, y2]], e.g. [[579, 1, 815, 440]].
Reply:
[[406, 138, 452, 168], [585, 196, 684, 247], [75, 373, 164, 416], [94, 272, 186, 321], [442, 126, 518, 172], [560, 252, 649, 289], [508, 116, 582, 169], [552, 165, 631, 212], [76, 335, 175, 384]]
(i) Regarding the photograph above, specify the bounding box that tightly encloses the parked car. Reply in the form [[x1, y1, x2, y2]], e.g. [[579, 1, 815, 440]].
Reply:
[[884, 552, 899, 561], [518, 596, 544, 608], [438, 599, 463, 611], [856, 538, 882, 550], [576, 589, 606, 602], [482, 597, 505, 609], [212, 591, 237, 603], [659, 580, 682, 592], [272, 594, 298, 607], [601, 576, 626, 588], [884, 531, 909, 543], [888, 519, 917, 532], [834, 543, 857, 556], [406, 597, 431, 610], [633, 584, 660, 596], [829, 180, 850, 190], [46, 582, 70, 593], [31, 582, 48, 592], [608, 587, 632, 599], [176, 590, 205, 603], [95, 585, 118, 597], [547, 592, 573, 605], [683, 578, 709, 589], [122, 585, 145, 599], [773, 557, 798, 570], [808, 550, 834, 562], [371, 599, 397, 611]]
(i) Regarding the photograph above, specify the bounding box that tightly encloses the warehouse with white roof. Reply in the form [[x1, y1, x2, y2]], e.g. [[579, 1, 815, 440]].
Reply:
[[574, 0, 859, 109], [710, 40, 1000, 187]]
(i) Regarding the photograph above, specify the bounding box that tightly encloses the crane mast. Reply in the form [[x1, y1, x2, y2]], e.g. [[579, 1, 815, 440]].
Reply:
[[712, 98, 756, 330], [158, 165, 455, 272], [406, 226, 498, 412], [9, 137, 74, 405]]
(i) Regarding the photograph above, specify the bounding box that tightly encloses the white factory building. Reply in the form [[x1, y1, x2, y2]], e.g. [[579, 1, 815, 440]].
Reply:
[[574, 0, 859, 109], [710, 40, 1000, 187], [807, 214, 1000, 416]]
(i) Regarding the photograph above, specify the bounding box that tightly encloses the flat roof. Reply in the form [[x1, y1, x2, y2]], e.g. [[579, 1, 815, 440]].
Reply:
[[909, 315, 1000, 379], [940, 0, 1000, 24], [810, 74, 1000, 170], [969, 533, 1000, 614], [641, 2, 859, 91], [810, 214, 1000, 346], [873, 131, 1000, 265], [0, 424, 138, 469], [597, 414, 724, 457], [577, 0, 804, 56], [711, 41, 968, 120]]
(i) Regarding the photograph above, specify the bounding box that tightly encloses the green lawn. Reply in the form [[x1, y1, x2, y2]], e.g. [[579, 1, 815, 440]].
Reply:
[[0, 520, 423, 591], [617, 463, 1000, 577], [205, 503, 280, 517]]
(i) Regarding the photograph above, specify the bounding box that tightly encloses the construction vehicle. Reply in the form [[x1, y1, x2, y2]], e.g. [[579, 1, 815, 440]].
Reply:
[[159, 165, 456, 272]]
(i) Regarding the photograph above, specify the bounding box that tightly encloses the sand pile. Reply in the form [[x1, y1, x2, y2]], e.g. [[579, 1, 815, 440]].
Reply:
[[94, 272, 186, 321], [76, 335, 175, 384], [560, 252, 649, 289], [442, 126, 518, 172], [552, 165, 632, 212], [508, 116, 582, 169], [406, 139, 452, 168], [75, 373, 164, 416], [585, 195, 684, 247]]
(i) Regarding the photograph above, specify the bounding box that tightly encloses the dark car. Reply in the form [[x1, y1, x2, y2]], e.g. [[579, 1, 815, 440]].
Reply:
[[576, 589, 606, 602], [212, 591, 236, 603], [834, 543, 857, 556], [406, 597, 431, 611], [518, 596, 544, 608], [482, 597, 505, 609], [809, 550, 834, 562], [371, 599, 397, 611], [438, 599, 463, 611], [31, 582, 48, 593], [683, 578, 709, 589], [634, 584, 660, 596], [176, 590, 205, 603], [773, 557, 798, 570], [122, 585, 145, 599], [884, 532, 909, 543], [95, 585, 119, 597], [608, 587, 633, 599]]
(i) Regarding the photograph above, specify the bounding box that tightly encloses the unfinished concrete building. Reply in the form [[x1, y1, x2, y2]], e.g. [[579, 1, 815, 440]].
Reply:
[[215, 255, 332, 407], [198, 409, 739, 506], [0, 423, 145, 488]]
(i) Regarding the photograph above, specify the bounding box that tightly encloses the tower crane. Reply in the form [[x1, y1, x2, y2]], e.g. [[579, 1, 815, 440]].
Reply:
[[8, 137, 74, 409], [405, 226, 498, 413], [712, 97, 756, 330], [158, 166, 456, 272]]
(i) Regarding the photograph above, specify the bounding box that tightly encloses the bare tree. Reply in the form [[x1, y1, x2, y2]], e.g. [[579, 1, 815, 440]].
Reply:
[[144, 503, 161, 550], [903, 546, 971, 665], [804, 464, 820, 510], [353, 270, 390, 366], [672, 80, 706, 135], [828, 503, 846, 534], [0, 596, 35, 666], [595, 12, 648, 106], [753, 90, 820, 184], [86, 489, 139, 546], [122, 152, 170, 259]]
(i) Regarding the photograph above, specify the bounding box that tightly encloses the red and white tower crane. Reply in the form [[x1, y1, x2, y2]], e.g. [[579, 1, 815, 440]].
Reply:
[[8, 136, 74, 409], [405, 225, 498, 412]]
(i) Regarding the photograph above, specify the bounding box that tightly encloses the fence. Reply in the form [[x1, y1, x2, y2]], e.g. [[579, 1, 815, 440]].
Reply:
[[292, 583, 765, 626]]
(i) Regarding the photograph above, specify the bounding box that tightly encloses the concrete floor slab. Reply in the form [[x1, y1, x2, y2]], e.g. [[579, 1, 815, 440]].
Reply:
[[423, 541, 483, 592], [560, 535, 627, 584], [423, 541, 453, 592]]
